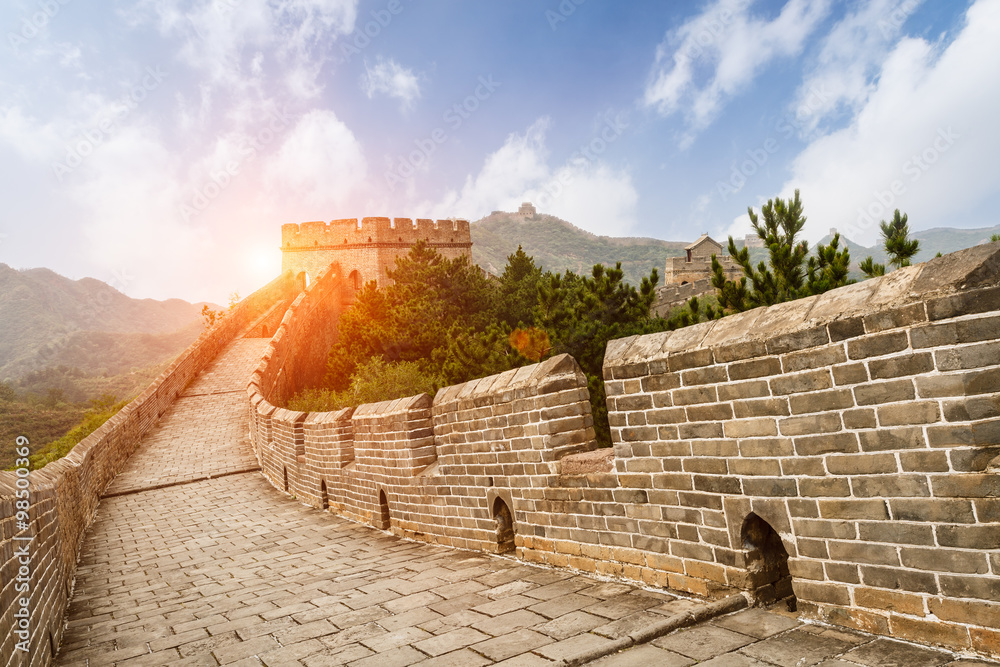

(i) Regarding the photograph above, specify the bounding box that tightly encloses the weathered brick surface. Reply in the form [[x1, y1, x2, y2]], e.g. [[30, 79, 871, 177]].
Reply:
[[0, 273, 299, 667], [245, 241, 1000, 661]]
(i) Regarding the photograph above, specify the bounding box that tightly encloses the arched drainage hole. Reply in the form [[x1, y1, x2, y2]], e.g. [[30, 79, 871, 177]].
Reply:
[[320, 480, 329, 510], [741, 512, 795, 609], [378, 490, 391, 530], [493, 497, 516, 554]]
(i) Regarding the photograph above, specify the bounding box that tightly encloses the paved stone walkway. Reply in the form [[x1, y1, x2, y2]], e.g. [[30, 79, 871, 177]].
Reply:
[[55, 339, 999, 667]]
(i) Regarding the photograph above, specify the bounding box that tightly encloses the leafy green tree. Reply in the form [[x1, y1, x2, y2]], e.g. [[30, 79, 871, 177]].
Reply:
[[858, 256, 885, 278], [0, 381, 15, 402], [664, 295, 721, 330], [711, 190, 852, 312], [537, 263, 665, 445], [290, 357, 442, 412], [806, 233, 852, 294], [882, 210, 919, 269], [324, 241, 496, 391], [990, 233, 999, 243], [860, 210, 919, 278], [495, 246, 543, 329]]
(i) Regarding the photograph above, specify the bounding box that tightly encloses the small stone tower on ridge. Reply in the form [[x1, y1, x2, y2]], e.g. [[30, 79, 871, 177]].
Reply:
[[281, 217, 473, 290]]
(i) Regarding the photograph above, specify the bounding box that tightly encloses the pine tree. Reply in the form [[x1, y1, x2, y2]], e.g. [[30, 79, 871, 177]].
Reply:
[[711, 189, 852, 313], [860, 209, 919, 278]]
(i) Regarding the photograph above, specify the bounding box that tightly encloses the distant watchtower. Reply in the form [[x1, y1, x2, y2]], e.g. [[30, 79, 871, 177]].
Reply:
[[281, 217, 473, 290], [517, 202, 537, 217], [664, 234, 741, 285]]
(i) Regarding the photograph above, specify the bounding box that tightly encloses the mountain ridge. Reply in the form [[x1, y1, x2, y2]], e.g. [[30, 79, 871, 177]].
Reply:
[[0, 263, 214, 381]]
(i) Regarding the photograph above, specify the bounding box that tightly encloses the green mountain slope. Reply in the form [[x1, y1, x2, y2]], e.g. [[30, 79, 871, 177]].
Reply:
[[470, 212, 686, 287], [0, 264, 214, 380]]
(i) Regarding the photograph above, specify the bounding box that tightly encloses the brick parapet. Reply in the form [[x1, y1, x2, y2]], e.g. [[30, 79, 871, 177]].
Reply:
[[0, 272, 299, 667], [280, 217, 473, 287], [603, 241, 1000, 657], [246, 240, 1000, 660]]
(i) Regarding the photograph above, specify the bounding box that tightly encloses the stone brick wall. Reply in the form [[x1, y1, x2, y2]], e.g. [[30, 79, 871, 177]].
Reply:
[[250, 344, 600, 556], [281, 217, 472, 287], [652, 278, 715, 317], [601, 242, 1000, 657], [246, 241, 1000, 660], [0, 273, 299, 667]]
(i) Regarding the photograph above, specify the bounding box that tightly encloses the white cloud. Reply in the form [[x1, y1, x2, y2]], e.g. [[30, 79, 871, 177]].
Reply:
[[779, 0, 1000, 245], [644, 0, 831, 147], [361, 57, 421, 111], [429, 118, 639, 236], [264, 109, 367, 214], [790, 0, 924, 137]]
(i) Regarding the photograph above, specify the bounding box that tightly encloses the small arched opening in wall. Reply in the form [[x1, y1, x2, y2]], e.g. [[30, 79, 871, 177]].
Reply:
[[741, 512, 794, 608], [493, 497, 516, 554], [377, 490, 391, 530], [349, 270, 362, 292], [320, 480, 329, 510], [283, 467, 289, 493]]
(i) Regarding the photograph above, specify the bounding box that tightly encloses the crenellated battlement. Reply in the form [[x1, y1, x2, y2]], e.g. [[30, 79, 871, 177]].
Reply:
[[282, 217, 471, 249], [280, 216, 473, 287]]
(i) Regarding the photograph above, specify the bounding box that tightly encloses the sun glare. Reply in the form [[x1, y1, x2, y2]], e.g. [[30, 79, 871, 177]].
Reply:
[[246, 245, 280, 286]]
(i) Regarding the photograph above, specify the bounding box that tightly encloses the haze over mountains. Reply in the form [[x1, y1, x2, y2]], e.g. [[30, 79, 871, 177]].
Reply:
[[0, 263, 211, 383], [3, 212, 997, 387], [472, 210, 1000, 285]]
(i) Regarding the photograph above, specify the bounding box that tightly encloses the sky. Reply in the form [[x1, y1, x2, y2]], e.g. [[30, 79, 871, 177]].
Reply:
[[0, 0, 997, 304]]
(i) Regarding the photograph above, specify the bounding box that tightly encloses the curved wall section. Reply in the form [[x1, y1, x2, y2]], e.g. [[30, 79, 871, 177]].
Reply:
[[247, 242, 1000, 661], [0, 272, 299, 666]]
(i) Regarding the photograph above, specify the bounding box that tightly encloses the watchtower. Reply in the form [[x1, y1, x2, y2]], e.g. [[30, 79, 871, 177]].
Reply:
[[281, 217, 473, 290], [664, 233, 741, 285]]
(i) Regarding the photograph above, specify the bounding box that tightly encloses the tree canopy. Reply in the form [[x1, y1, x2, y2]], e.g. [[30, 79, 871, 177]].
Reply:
[[860, 209, 920, 278], [711, 189, 853, 312]]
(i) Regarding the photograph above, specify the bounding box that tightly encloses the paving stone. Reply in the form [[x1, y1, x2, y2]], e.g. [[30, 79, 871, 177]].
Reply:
[[360, 626, 434, 653], [843, 637, 954, 667], [347, 644, 425, 667], [535, 611, 607, 640], [471, 628, 555, 661], [472, 609, 549, 636], [653, 625, 756, 660], [529, 593, 596, 619], [535, 632, 623, 662], [413, 627, 492, 657], [738, 626, 856, 666], [592, 611, 667, 640], [697, 653, 773, 666], [413, 647, 493, 667], [711, 608, 802, 639], [589, 643, 696, 666], [583, 593, 663, 620], [492, 654, 558, 666]]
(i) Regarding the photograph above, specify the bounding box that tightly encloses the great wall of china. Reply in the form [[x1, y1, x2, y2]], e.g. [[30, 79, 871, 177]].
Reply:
[[2, 232, 999, 665]]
